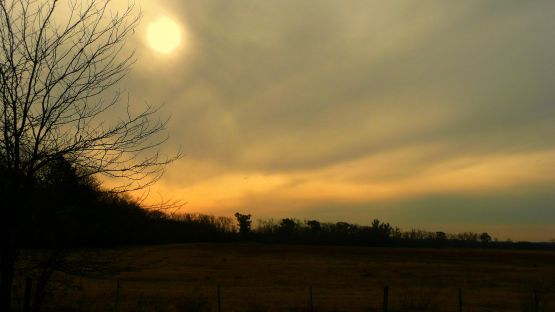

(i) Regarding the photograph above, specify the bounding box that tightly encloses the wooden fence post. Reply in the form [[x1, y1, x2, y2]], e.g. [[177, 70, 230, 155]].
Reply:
[[383, 285, 389, 312], [458, 288, 462, 312], [309, 286, 313, 312], [114, 280, 121, 312], [217, 284, 221, 312], [534, 289, 539, 312], [23, 277, 32, 312]]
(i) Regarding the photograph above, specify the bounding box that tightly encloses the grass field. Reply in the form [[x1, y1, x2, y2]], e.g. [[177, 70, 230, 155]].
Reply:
[[24, 243, 555, 311]]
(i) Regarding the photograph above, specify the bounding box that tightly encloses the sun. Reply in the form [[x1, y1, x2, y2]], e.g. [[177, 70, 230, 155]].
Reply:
[[147, 16, 182, 54]]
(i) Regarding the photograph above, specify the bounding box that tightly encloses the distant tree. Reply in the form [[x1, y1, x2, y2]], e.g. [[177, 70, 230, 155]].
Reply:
[[0, 1, 179, 310], [306, 220, 321, 232], [436, 232, 447, 241], [334, 222, 357, 242], [458, 232, 479, 242], [234, 212, 252, 236], [370, 219, 392, 241], [479, 232, 492, 244], [215, 216, 236, 233], [279, 218, 298, 235], [335, 221, 354, 233], [389, 226, 402, 239], [255, 218, 278, 236]]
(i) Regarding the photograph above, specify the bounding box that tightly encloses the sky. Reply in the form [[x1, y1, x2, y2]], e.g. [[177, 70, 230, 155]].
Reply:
[[110, 0, 555, 241]]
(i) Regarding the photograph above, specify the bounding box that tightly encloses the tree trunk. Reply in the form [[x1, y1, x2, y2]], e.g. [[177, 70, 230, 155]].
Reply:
[[0, 245, 16, 312], [1, 171, 21, 312]]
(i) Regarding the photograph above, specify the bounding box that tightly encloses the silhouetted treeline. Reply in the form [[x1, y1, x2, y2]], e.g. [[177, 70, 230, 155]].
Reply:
[[7, 157, 554, 250], [251, 216, 554, 250], [10, 156, 236, 248], [248, 217, 554, 250], [19, 187, 236, 247]]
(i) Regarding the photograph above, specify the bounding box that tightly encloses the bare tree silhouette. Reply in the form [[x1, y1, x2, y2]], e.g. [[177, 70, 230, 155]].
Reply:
[[0, 1, 179, 310]]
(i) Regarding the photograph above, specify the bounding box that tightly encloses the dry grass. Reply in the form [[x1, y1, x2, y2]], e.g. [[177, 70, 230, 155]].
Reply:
[[17, 244, 555, 311]]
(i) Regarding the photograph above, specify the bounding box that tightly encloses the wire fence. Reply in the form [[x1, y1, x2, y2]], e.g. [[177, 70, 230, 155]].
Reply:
[[14, 277, 555, 312]]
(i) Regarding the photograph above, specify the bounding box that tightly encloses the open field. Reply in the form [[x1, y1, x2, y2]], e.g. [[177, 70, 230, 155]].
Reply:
[[20, 244, 555, 311]]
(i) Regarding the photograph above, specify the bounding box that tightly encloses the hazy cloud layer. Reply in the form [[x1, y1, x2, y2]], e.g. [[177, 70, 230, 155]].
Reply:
[[117, 1, 555, 240]]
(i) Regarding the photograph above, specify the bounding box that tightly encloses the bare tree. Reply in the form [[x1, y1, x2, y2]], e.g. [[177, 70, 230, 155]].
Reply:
[[0, 1, 178, 310]]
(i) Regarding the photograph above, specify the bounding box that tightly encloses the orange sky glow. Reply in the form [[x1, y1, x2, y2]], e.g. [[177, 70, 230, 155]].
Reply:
[[102, 0, 555, 241]]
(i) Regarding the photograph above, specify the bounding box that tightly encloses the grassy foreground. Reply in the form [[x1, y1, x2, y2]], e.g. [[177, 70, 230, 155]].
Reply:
[[23, 243, 555, 311]]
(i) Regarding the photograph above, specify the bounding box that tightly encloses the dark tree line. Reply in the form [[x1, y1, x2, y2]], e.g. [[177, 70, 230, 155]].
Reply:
[[7, 157, 550, 250], [3, 156, 233, 249], [6, 154, 547, 249], [15, 158, 547, 249], [232, 214, 554, 250]]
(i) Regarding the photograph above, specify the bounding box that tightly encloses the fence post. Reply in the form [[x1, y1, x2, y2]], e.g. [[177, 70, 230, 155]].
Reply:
[[114, 280, 121, 312], [23, 277, 32, 312], [309, 286, 313, 312], [217, 284, 221, 312], [458, 288, 462, 312], [534, 289, 539, 312], [383, 285, 389, 312]]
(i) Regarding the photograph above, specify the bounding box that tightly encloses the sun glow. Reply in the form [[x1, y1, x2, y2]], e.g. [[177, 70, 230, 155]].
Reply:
[[147, 16, 182, 54]]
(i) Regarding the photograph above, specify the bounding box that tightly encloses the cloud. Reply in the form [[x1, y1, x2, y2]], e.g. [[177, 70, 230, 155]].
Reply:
[[148, 147, 555, 225], [115, 0, 555, 240]]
